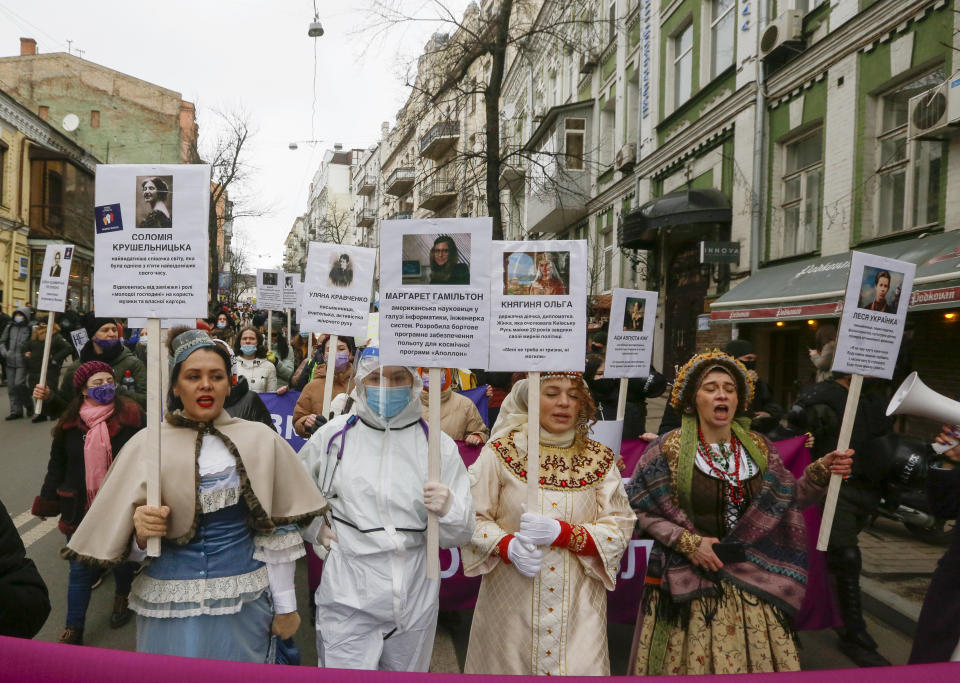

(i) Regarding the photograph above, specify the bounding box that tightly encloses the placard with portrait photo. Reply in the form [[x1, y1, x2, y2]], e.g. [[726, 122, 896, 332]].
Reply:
[[37, 243, 73, 312], [489, 239, 588, 372], [833, 251, 915, 380], [380, 217, 492, 367], [604, 288, 659, 378], [94, 164, 210, 318], [301, 242, 376, 337], [256, 269, 283, 310]]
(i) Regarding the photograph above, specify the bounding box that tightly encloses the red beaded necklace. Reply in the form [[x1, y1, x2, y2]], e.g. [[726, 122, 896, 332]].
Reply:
[[697, 425, 745, 505]]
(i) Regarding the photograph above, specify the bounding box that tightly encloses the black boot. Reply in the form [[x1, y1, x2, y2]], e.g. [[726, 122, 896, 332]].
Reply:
[[828, 546, 891, 667]]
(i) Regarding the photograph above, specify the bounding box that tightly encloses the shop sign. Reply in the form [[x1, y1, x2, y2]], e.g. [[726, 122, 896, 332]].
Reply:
[[700, 241, 740, 264]]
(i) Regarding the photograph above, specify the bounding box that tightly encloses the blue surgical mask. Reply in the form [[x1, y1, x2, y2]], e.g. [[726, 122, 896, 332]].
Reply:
[[240, 344, 257, 356], [365, 385, 411, 419], [93, 337, 121, 351], [86, 383, 116, 405], [217, 321, 227, 329], [300, 331, 310, 338], [13, 315, 25, 324]]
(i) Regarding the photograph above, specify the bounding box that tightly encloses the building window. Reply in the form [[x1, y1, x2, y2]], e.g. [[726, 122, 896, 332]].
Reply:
[[673, 23, 694, 108], [0, 142, 6, 206], [711, 0, 735, 79], [91, 110, 100, 128], [564, 118, 585, 170], [601, 229, 614, 291], [872, 69, 946, 238], [796, 0, 827, 14], [776, 128, 822, 259], [38, 105, 49, 121], [608, 1, 617, 44]]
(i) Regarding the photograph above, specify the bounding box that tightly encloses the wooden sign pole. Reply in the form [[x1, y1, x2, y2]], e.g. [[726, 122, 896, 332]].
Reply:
[[145, 317, 162, 557], [527, 372, 541, 511], [266, 312, 273, 354], [286, 309, 292, 345], [616, 377, 629, 422], [33, 311, 57, 415], [320, 334, 338, 420], [427, 367, 442, 580], [816, 373, 863, 551]]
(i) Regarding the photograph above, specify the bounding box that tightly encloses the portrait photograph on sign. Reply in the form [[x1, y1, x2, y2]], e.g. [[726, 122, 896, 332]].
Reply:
[[327, 251, 355, 288], [622, 297, 645, 331], [401, 233, 472, 286], [94, 164, 210, 319], [379, 217, 491, 368], [262, 271, 278, 286], [503, 250, 570, 296], [136, 175, 173, 228], [857, 266, 905, 313], [256, 269, 283, 310], [37, 243, 74, 313]]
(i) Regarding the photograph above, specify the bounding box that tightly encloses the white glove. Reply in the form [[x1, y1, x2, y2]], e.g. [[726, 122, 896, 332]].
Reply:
[[516, 509, 562, 547], [507, 537, 545, 578], [423, 481, 453, 516]]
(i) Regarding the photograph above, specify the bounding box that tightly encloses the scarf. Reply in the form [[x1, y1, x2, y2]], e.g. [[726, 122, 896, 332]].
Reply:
[[79, 399, 115, 508], [626, 418, 808, 674]]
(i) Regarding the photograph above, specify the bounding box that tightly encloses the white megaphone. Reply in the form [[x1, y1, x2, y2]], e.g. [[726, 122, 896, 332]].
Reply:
[[886, 371, 960, 453]]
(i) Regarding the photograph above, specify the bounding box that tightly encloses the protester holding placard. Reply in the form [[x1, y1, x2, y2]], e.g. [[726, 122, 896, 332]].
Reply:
[[462, 373, 635, 676], [62, 328, 329, 662], [627, 351, 854, 675], [33, 314, 147, 417], [416, 368, 488, 445], [292, 336, 356, 437], [290, 335, 356, 393], [25, 317, 73, 423], [267, 321, 295, 386], [233, 326, 278, 393], [32, 361, 145, 645], [300, 347, 474, 672]]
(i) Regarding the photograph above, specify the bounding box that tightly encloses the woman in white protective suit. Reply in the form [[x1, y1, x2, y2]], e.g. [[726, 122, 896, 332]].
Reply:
[[299, 346, 475, 671]]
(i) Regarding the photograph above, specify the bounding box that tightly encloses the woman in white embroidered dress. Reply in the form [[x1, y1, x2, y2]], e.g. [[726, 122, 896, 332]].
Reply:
[[462, 372, 636, 676], [64, 328, 328, 662]]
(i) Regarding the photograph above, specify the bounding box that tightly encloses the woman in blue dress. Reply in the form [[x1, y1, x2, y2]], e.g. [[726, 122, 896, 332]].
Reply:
[[63, 328, 328, 661]]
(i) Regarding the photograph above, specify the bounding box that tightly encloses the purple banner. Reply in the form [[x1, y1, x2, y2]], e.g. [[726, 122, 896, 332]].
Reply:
[[261, 390, 307, 452]]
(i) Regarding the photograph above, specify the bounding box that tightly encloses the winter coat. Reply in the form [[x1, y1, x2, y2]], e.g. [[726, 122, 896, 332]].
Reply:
[[236, 356, 277, 393], [32, 399, 145, 535], [0, 307, 32, 369], [0, 497, 50, 638], [419, 387, 489, 441], [293, 364, 354, 437], [270, 346, 295, 385], [45, 343, 147, 418], [225, 376, 277, 432], [26, 329, 73, 386]]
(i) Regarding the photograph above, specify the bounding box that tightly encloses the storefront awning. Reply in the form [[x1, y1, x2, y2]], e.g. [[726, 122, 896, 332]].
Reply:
[[619, 188, 731, 250], [710, 230, 960, 322]]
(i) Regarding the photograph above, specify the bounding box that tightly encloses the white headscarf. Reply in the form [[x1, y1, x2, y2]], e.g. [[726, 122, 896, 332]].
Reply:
[[490, 377, 577, 448]]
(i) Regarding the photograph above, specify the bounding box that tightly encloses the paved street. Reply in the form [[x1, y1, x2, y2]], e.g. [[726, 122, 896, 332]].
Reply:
[[1, 390, 919, 672]]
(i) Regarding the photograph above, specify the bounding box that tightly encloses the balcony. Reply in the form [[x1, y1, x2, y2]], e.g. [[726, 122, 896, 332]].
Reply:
[[499, 144, 527, 190], [419, 121, 460, 159], [384, 167, 415, 196], [388, 210, 413, 220], [357, 174, 376, 196], [418, 175, 458, 211], [357, 208, 376, 227]]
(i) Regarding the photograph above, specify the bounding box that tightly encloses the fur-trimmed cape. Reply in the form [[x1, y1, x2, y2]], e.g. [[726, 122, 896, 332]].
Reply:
[[62, 410, 328, 568]]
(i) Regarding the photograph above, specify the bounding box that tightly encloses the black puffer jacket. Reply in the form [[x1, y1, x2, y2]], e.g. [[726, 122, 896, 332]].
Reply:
[[0, 497, 50, 638], [225, 376, 277, 432]]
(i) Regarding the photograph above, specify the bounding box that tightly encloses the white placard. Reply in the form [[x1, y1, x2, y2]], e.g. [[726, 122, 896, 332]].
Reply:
[[127, 318, 195, 330], [605, 288, 659, 378], [365, 312, 380, 346], [300, 243, 376, 338], [832, 251, 915, 380], [70, 329, 89, 355], [256, 269, 283, 310], [282, 273, 299, 309], [37, 244, 74, 312], [589, 419, 624, 455], [93, 164, 210, 318], [379, 218, 492, 367], [489, 239, 587, 372]]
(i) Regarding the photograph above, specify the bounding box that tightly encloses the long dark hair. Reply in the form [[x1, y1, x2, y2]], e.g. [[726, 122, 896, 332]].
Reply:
[[166, 326, 232, 413], [429, 235, 460, 282], [234, 325, 267, 358]]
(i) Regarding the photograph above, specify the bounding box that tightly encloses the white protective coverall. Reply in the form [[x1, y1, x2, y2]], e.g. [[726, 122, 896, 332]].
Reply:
[[300, 352, 475, 671]]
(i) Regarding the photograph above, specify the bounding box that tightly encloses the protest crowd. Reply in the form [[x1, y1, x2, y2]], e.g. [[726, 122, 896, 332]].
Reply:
[[1, 286, 958, 678]]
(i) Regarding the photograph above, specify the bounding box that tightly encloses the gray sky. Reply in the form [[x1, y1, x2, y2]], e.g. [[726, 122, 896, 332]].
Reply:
[[0, 0, 470, 270]]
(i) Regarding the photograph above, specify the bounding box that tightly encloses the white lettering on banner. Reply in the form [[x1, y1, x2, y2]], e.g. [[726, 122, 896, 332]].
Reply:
[[619, 540, 654, 581], [794, 261, 849, 279], [910, 287, 960, 305], [776, 307, 802, 317], [269, 413, 298, 441], [441, 547, 461, 579]]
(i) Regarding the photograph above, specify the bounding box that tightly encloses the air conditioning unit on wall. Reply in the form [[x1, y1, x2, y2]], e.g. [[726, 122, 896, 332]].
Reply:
[[759, 11, 803, 60], [615, 143, 637, 173], [908, 78, 960, 141]]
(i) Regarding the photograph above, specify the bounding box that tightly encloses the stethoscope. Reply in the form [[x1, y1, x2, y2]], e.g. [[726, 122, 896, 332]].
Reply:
[[319, 414, 360, 498]]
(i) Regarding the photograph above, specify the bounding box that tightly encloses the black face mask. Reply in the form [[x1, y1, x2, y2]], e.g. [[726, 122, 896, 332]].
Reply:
[[741, 360, 756, 371], [587, 377, 618, 395]]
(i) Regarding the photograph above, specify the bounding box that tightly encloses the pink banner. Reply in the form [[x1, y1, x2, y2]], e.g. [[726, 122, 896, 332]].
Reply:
[[3, 636, 959, 681]]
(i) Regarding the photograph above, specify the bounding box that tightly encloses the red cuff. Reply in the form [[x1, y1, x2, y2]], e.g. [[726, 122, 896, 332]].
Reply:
[[552, 521, 598, 556], [496, 534, 514, 563], [32, 495, 60, 518]]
